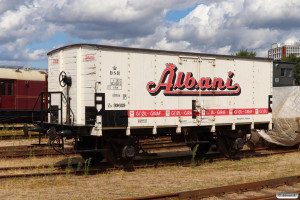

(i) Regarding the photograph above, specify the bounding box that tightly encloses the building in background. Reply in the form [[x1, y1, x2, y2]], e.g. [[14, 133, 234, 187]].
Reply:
[[268, 43, 300, 60], [273, 60, 294, 87]]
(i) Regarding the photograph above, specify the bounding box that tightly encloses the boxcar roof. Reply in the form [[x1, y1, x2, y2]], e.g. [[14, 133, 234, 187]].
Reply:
[[47, 43, 272, 62], [0, 68, 46, 81]]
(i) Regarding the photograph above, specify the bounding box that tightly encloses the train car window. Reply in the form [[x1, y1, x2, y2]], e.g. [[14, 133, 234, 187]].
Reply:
[[7, 82, 13, 96], [0, 82, 5, 95]]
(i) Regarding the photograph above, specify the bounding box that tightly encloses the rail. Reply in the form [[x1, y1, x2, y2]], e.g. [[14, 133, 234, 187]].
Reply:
[[121, 175, 300, 200]]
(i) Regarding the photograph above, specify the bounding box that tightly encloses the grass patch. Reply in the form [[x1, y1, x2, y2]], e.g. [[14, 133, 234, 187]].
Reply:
[[1, 151, 300, 199]]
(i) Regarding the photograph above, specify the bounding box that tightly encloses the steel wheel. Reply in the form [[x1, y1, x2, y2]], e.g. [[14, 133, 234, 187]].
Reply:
[[217, 136, 239, 158], [104, 143, 134, 169]]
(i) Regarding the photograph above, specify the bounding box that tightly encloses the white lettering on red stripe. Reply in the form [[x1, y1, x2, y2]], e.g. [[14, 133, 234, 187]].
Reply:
[[128, 108, 269, 118]]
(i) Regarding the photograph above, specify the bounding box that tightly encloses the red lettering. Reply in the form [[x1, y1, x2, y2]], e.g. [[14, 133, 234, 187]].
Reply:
[[174, 72, 185, 89], [147, 64, 176, 95], [147, 64, 241, 96], [195, 78, 211, 89], [184, 72, 196, 89], [212, 78, 226, 90], [52, 59, 59, 65]]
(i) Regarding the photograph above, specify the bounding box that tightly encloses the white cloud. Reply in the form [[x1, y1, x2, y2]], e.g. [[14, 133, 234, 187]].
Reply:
[[2, 0, 300, 66], [0, 2, 48, 63], [284, 37, 300, 45], [27, 49, 47, 60], [165, 0, 300, 56], [216, 45, 232, 55], [0, 0, 29, 14], [0, 0, 201, 65], [41, 0, 200, 40]]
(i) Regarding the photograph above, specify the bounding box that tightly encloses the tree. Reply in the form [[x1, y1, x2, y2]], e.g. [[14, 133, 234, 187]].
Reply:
[[235, 49, 256, 57], [281, 53, 298, 63], [282, 54, 300, 85], [294, 65, 300, 85]]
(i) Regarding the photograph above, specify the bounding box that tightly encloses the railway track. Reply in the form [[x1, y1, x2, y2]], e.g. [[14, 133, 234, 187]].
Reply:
[[0, 138, 180, 159], [0, 144, 52, 151], [0, 145, 299, 181], [120, 175, 300, 200], [0, 123, 41, 140], [0, 161, 114, 179], [0, 150, 74, 158], [0, 144, 74, 158], [0, 124, 32, 130], [132, 147, 300, 172], [0, 136, 298, 160], [0, 134, 40, 140]]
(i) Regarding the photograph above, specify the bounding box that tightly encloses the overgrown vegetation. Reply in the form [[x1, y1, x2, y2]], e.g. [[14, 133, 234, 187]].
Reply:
[[235, 49, 256, 57], [66, 157, 73, 179], [84, 157, 92, 177], [48, 164, 54, 180], [191, 144, 199, 167]]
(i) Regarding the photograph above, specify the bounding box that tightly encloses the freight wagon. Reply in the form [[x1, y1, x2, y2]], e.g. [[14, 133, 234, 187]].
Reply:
[[31, 44, 273, 165], [0, 67, 47, 123]]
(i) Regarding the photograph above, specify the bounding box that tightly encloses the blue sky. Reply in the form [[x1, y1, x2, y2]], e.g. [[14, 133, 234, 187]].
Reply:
[[25, 33, 86, 68], [165, 4, 199, 22], [1, 0, 300, 69]]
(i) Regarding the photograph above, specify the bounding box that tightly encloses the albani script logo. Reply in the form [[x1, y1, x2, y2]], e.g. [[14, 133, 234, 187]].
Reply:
[[146, 63, 241, 96]]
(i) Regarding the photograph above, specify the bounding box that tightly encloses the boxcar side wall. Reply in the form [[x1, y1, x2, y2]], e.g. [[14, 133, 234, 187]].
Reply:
[[47, 46, 273, 135], [99, 50, 273, 130]]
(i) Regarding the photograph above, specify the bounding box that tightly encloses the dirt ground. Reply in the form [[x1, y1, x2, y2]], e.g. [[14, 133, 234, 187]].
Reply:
[[0, 150, 299, 200]]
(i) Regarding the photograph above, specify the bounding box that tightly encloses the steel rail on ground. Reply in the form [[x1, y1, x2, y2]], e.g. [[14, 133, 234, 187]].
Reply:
[[121, 175, 300, 200]]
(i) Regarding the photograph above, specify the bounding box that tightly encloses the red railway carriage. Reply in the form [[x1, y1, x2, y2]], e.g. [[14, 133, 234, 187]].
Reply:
[[0, 67, 47, 123]]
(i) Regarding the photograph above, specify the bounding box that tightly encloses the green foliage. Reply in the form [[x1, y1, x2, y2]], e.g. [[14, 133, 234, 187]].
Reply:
[[66, 157, 72, 179], [191, 144, 199, 167], [282, 54, 300, 85], [48, 164, 54, 180], [84, 157, 92, 177], [235, 49, 256, 57], [76, 162, 82, 171], [38, 190, 42, 200], [282, 53, 298, 63], [294, 65, 300, 85]]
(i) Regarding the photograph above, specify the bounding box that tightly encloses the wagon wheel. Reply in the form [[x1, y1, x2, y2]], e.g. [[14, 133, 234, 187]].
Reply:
[[48, 135, 65, 154], [59, 71, 67, 87], [217, 136, 239, 158], [103, 143, 134, 169], [47, 127, 64, 154], [103, 143, 121, 167]]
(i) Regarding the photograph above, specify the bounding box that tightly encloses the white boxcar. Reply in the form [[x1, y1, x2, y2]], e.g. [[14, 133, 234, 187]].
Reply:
[[41, 44, 273, 163]]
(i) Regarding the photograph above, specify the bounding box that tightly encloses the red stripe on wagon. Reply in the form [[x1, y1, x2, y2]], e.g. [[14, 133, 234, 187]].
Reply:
[[127, 108, 269, 118]]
